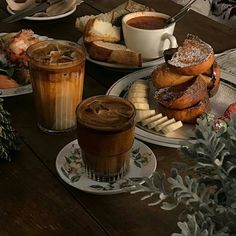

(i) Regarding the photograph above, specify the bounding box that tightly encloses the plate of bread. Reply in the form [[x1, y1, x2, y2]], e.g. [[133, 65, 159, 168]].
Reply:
[[107, 34, 236, 148], [76, 0, 165, 71]]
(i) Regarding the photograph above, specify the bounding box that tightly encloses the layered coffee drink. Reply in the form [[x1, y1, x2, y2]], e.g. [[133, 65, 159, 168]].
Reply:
[[76, 95, 136, 182], [27, 40, 85, 133]]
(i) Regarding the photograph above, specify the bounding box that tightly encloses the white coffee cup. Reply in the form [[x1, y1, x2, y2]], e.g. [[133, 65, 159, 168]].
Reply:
[[122, 11, 178, 59]]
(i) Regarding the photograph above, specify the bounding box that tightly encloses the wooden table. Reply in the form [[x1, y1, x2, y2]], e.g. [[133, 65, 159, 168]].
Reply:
[[0, 1, 236, 235]]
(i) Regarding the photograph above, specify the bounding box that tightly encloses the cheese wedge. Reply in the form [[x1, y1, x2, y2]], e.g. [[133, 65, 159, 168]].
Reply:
[[141, 113, 163, 126], [161, 121, 183, 134], [147, 116, 168, 129], [135, 109, 156, 123], [133, 102, 149, 110], [155, 118, 176, 132]]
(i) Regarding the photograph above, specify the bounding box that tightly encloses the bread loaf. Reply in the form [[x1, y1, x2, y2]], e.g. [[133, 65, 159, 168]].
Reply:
[[154, 76, 208, 109], [152, 64, 194, 89], [157, 98, 210, 123], [0, 74, 19, 89], [201, 61, 221, 97], [75, 0, 155, 32], [84, 18, 120, 43], [89, 41, 142, 67], [167, 34, 214, 75]]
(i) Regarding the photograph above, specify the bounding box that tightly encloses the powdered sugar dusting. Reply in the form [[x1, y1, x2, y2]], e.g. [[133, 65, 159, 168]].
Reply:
[[168, 34, 213, 68]]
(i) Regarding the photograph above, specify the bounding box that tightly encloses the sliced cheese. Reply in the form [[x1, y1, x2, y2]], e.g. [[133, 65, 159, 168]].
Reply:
[[161, 121, 183, 134], [155, 118, 176, 132], [147, 116, 168, 129], [135, 109, 156, 123], [141, 113, 163, 126]]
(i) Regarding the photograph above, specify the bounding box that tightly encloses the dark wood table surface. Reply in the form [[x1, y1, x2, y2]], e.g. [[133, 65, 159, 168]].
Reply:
[[0, 1, 236, 235]]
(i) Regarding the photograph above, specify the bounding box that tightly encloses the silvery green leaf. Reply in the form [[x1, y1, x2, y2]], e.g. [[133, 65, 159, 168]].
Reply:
[[161, 202, 178, 211]]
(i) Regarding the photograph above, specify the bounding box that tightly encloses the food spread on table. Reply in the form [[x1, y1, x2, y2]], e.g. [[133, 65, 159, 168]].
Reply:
[[128, 79, 184, 134], [75, 0, 155, 67], [127, 34, 225, 136], [0, 29, 40, 89]]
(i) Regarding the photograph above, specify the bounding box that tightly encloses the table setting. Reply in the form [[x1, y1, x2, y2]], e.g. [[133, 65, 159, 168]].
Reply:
[[1, 0, 236, 235]]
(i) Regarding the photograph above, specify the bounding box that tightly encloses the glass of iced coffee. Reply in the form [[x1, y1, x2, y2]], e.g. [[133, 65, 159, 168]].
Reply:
[[76, 95, 136, 182], [27, 40, 85, 133]]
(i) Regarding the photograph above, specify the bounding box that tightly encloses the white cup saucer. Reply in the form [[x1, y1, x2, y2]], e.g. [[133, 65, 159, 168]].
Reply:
[[56, 139, 157, 195]]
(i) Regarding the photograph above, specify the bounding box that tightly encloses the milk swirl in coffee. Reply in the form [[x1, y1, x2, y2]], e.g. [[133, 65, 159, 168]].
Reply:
[[27, 40, 85, 133]]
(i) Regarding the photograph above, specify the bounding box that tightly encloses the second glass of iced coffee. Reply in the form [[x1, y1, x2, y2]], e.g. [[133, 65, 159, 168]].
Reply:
[[27, 40, 85, 133], [76, 95, 136, 182]]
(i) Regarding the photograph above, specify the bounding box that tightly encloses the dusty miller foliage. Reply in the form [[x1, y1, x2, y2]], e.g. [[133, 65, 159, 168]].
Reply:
[[0, 98, 19, 161], [130, 114, 236, 236]]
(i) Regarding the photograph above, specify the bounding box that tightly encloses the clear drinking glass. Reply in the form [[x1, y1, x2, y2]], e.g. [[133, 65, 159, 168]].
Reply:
[[27, 40, 85, 133], [76, 95, 136, 182]]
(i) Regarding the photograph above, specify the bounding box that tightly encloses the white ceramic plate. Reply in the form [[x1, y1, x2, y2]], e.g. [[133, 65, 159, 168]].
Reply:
[[77, 37, 165, 72], [106, 67, 236, 148], [0, 33, 50, 97], [56, 139, 157, 195], [7, 5, 76, 21]]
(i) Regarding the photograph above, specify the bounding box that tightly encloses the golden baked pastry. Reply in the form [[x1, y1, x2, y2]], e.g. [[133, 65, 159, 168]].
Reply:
[[0, 74, 19, 89], [151, 64, 194, 89], [154, 76, 208, 109], [200, 61, 221, 97], [167, 34, 215, 76], [157, 98, 210, 124]]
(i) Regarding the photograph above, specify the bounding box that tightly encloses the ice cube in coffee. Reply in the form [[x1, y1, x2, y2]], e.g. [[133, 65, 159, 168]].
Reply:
[[27, 40, 85, 133], [76, 95, 136, 182]]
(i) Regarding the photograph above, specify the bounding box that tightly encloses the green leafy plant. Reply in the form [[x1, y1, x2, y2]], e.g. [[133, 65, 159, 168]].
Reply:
[[130, 114, 236, 236], [0, 98, 19, 161]]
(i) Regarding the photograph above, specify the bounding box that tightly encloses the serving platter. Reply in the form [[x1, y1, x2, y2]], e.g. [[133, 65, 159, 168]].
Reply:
[[106, 66, 236, 148], [77, 37, 165, 72], [7, 5, 76, 21], [0, 32, 50, 97]]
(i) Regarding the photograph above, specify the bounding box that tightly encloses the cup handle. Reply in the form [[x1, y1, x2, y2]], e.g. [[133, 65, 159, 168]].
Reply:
[[162, 33, 178, 48]]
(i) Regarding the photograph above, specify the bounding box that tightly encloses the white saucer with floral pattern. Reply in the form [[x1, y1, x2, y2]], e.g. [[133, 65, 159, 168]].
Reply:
[[56, 139, 157, 195]]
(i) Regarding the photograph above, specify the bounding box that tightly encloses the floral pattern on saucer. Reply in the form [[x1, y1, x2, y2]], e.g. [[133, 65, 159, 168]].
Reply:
[[56, 139, 157, 195]]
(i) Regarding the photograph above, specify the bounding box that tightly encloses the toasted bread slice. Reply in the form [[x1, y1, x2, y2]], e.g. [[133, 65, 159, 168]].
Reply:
[[152, 64, 194, 89], [154, 76, 208, 109], [167, 34, 214, 75], [157, 97, 210, 124], [0, 74, 19, 89], [89, 41, 142, 67], [84, 19, 120, 43], [201, 61, 221, 97], [75, 0, 155, 32]]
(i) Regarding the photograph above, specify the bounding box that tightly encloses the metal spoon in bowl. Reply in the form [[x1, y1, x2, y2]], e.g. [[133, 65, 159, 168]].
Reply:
[[165, 0, 197, 27]]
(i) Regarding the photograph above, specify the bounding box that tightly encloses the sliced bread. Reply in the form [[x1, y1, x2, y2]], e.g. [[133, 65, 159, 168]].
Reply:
[[89, 41, 142, 67], [167, 34, 214, 75], [83, 18, 120, 43]]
